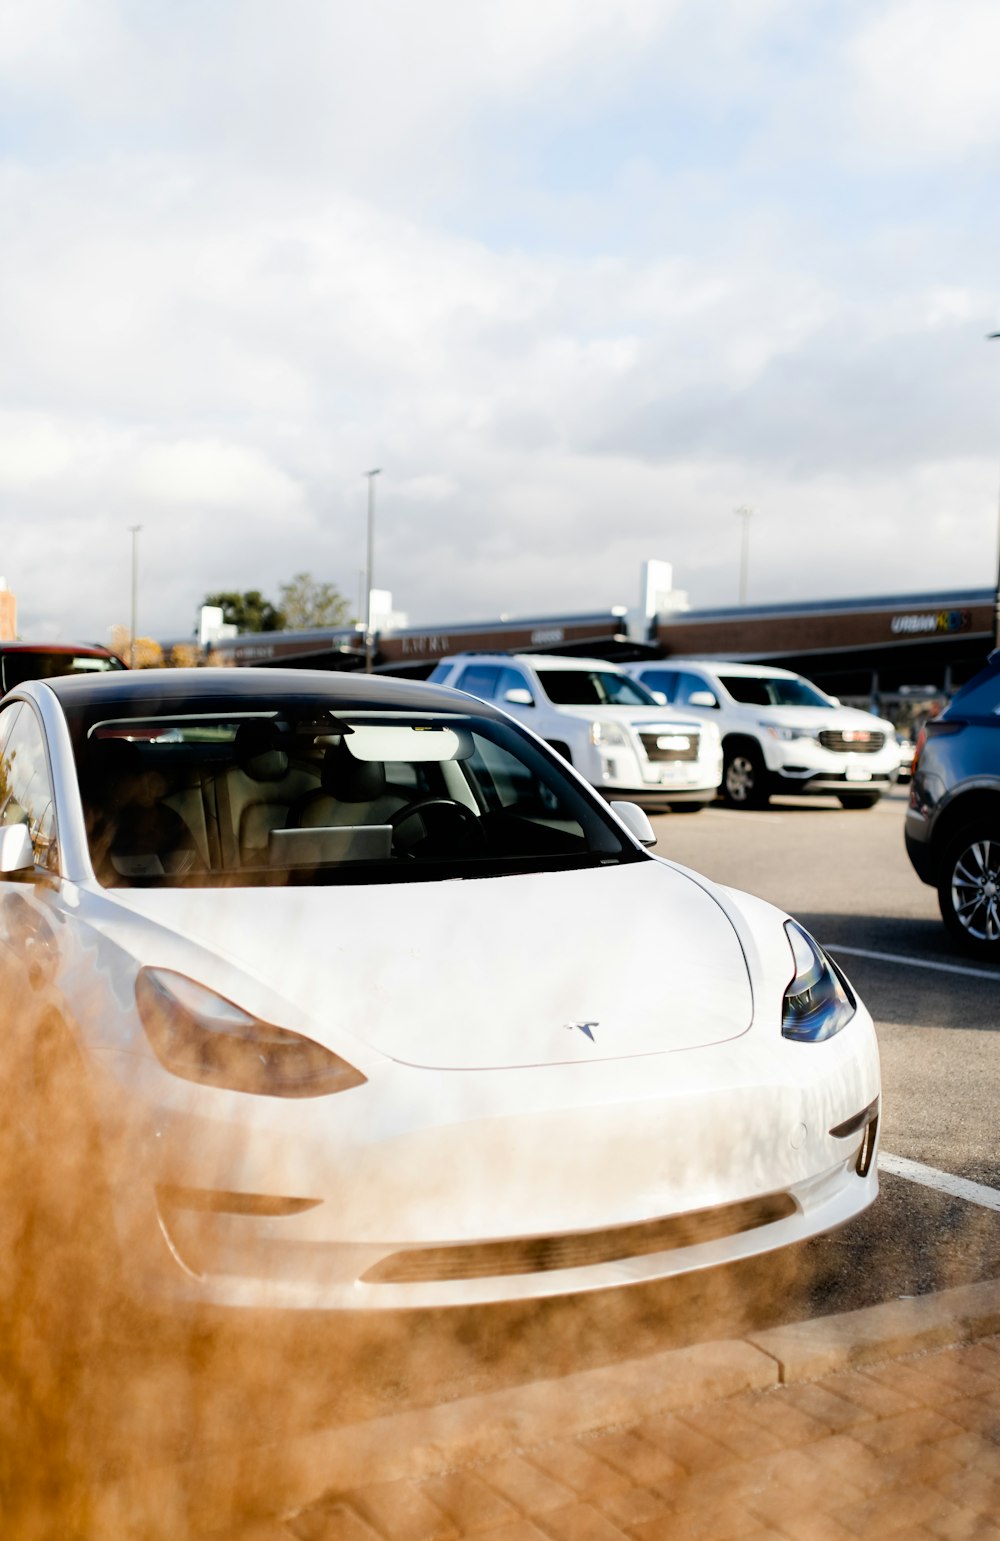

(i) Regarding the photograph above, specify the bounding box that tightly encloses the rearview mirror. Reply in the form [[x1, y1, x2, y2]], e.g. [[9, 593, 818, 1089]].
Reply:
[[0, 823, 34, 875]]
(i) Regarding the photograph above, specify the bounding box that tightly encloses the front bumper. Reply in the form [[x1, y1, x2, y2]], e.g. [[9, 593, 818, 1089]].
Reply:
[[761, 739, 897, 796], [591, 743, 722, 802], [154, 1150, 879, 1311], [904, 810, 935, 884], [770, 769, 895, 797], [90, 1007, 881, 1313]]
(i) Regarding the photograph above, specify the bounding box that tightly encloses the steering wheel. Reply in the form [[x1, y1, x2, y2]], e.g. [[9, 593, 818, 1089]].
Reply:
[[388, 798, 487, 857]]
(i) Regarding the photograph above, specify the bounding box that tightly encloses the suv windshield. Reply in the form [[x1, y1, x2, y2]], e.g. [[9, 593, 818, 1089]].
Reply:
[[535, 669, 659, 707], [719, 675, 833, 710], [65, 697, 642, 888]]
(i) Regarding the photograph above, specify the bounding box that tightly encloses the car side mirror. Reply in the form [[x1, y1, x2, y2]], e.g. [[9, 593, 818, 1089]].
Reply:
[[650, 690, 668, 705], [0, 823, 34, 875], [503, 688, 534, 707], [609, 801, 656, 846], [687, 691, 718, 709], [827, 696, 841, 707]]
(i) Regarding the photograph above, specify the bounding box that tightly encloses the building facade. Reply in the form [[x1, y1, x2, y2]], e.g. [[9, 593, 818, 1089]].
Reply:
[[208, 583, 997, 716], [0, 580, 16, 643]]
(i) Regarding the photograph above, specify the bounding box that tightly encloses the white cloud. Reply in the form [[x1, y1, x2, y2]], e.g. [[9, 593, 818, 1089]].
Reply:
[[129, 440, 307, 516], [849, 0, 1000, 161]]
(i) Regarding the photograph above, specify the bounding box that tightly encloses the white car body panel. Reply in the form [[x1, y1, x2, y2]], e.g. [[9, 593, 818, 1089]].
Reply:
[[106, 862, 753, 1068]]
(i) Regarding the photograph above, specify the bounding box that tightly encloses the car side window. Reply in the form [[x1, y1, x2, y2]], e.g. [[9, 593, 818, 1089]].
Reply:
[[675, 671, 716, 706], [0, 702, 22, 758], [0, 703, 58, 873], [454, 665, 502, 700], [718, 676, 770, 706]]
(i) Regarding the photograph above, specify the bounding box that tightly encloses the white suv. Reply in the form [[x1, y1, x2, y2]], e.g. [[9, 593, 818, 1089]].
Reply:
[[619, 659, 899, 810], [427, 653, 723, 810]]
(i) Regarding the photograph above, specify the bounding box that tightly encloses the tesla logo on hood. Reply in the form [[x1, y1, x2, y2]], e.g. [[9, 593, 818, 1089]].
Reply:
[[566, 1021, 599, 1042]]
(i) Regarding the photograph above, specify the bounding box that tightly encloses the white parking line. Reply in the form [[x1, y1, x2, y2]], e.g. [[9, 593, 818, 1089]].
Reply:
[[878, 1152, 1000, 1211], [827, 943, 1000, 983]]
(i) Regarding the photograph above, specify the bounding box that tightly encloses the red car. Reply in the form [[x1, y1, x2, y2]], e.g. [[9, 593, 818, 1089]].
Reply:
[[0, 642, 126, 696]]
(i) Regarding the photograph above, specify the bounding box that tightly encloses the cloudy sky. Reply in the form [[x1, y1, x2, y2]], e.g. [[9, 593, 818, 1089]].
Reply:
[[2, 0, 1000, 643]]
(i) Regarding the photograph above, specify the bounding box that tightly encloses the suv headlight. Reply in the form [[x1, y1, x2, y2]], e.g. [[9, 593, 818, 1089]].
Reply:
[[781, 921, 856, 1042], [763, 722, 814, 742], [136, 968, 367, 1097], [590, 721, 628, 747]]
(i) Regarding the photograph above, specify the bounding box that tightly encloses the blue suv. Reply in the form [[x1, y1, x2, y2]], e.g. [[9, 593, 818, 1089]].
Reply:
[[905, 649, 1000, 958]]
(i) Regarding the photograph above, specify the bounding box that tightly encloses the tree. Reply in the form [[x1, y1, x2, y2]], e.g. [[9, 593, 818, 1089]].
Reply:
[[202, 590, 285, 633], [278, 572, 351, 630], [166, 642, 202, 669], [110, 625, 164, 669]]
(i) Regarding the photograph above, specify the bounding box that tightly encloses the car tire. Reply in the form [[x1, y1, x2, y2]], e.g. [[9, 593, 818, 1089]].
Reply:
[[936, 823, 1000, 958], [668, 803, 704, 814], [722, 744, 770, 808], [546, 741, 572, 764], [837, 793, 881, 810]]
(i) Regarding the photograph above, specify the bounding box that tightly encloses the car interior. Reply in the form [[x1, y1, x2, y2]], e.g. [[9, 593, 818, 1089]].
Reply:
[[75, 708, 631, 885]]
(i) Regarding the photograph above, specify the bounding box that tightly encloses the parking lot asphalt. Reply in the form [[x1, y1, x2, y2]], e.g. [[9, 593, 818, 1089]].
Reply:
[[12, 788, 1000, 1539], [92, 1283, 1000, 1538]]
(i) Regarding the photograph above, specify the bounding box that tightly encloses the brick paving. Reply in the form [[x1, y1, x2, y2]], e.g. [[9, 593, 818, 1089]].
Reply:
[[281, 1336, 1000, 1541]]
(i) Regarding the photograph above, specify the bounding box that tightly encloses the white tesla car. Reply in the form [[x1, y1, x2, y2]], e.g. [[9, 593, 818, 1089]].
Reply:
[[0, 669, 880, 1312]]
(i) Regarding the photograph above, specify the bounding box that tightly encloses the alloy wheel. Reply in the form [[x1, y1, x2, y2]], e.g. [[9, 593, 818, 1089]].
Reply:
[[724, 749, 769, 808], [950, 838, 1000, 944]]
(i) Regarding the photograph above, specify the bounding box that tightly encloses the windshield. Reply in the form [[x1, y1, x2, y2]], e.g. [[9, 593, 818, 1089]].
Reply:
[[65, 698, 643, 887], [535, 669, 659, 707], [719, 674, 833, 709], [2, 650, 124, 693]]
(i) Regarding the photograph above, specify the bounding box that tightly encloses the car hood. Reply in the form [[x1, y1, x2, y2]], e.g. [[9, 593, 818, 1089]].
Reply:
[[545, 705, 703, 730], [106, 861, 753, 1070], [752, 705, 894, 736]]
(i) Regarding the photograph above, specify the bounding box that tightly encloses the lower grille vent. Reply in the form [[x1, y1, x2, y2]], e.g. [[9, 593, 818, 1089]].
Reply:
[[361, 1193, 797, 1285]]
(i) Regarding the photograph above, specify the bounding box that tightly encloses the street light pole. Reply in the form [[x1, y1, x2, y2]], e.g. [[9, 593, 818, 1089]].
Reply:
[[128, 524, 142, 668], [988, 335, 1000, 651], [363, 469, 381, 673], [735, 505, 754, 605]]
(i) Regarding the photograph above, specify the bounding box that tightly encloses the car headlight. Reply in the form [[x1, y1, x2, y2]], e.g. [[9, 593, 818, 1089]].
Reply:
[[763, 722, 814, 742], [136, 968, 366, 1098], [781, 921, 856, 1042], [589, 721, 628, 747]]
